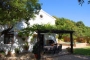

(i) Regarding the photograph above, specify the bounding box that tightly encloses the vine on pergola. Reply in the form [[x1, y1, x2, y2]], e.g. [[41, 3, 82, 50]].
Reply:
[[18, 23, 74, 37]]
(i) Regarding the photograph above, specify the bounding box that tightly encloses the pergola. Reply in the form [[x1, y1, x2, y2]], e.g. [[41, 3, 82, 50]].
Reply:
[[37, 29, 74, 53]]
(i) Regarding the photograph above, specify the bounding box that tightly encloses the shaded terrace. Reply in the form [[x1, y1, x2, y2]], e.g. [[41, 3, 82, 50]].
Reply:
[[37, 29, 74, 53]]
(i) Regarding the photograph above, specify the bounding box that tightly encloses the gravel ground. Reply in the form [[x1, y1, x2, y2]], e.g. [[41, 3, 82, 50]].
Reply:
[[42, 46, 90, 60], [0, 46, 90, 60], [46, 54, 90, 60]]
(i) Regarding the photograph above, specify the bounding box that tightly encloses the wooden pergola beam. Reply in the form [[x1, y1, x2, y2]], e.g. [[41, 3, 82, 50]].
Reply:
[[37, 30, 74, 34]]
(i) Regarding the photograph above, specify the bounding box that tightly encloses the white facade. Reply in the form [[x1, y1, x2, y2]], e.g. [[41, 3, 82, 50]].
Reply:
[[0, 9, 56, 54], [29, 9, 56, 25]]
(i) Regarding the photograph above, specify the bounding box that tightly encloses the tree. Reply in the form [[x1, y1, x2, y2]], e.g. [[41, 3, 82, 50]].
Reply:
[[76, 21, 85, 27], [0, 0, 41, 26], [55, 18, 67, 30], [55, 17, 77, 30], [55, 17, 90, 37], [78, 0, 90, 6], [0, 0, 41, 54]]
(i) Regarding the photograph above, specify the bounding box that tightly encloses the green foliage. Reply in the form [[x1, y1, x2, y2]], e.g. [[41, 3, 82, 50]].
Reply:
[[55, 16, 90, 37], [19, 16, 90, 38], [15, 48, 20, 54], [0, 0, 41, 26], [55, 18, 77, 30], [0, 50, 5, 55], [18, 24, 57, 37], [24, 42, 28, 45], [55, 18, 67, 30], [78, 0, 90, 6], [23, 42, 29, 50], [76, 21, 85, 27], [84, 27, 90, 37]]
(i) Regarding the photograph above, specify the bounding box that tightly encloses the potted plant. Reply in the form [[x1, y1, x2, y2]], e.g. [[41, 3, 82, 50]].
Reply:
[[0, 50, 5, 57], [15, 48, 20, 54], [7, 50, 12, 56], [23, 42, 29, 51]]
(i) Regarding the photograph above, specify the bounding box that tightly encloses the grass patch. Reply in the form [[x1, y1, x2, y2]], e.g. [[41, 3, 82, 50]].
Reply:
[[74, 47, 90, 56]]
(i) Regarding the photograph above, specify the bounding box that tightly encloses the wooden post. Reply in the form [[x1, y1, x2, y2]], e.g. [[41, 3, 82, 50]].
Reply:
[[37, 32, 40, 42], [37, 32, 41, 60], [70, 33, 73, 53]]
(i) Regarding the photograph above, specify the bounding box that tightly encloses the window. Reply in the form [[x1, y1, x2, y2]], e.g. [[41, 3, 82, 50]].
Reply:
[[40, 15, 43, 18], [4, 34, 14, 44]]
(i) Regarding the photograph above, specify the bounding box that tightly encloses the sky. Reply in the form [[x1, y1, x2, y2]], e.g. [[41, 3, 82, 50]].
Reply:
[[39, 0, 90, 27]]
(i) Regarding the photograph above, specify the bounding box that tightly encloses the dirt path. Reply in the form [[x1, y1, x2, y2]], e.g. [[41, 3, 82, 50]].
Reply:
[[0, 46, 90, 60], [45, 54, 90, 60], [42, 46, 90, 60]]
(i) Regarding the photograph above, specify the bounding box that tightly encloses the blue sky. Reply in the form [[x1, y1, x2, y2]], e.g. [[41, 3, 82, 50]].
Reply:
[[39, 0, 90, 27]]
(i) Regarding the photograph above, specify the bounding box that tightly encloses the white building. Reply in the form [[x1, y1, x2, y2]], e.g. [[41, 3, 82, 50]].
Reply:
[[0, 9, 57, 55], [29, 9, 55, 25]]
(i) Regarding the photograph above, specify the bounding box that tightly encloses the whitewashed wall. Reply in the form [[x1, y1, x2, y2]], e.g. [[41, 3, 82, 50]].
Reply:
[[44, 33, 57, 45], [28, 9, 57, 46], [0, 9, 56, 54], [29, 9, 56, 25]]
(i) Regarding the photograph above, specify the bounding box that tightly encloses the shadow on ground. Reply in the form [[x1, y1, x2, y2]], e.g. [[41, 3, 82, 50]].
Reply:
[[0, 48, 90, 60]]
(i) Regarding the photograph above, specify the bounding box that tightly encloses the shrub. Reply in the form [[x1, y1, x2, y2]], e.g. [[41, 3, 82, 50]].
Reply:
[[23, 42, 29, 50], [15, 48, 20, 54]]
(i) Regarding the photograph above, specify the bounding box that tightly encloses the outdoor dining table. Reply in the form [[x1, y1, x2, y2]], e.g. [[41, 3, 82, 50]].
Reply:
[[44, 46, 54, 50], [43, 44, 62, 54], [43, 45, 58, 54]]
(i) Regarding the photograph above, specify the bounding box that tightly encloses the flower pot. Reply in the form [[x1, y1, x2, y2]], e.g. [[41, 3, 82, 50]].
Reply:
[[15, 48, 20, 54], [0, 54, 1, 57], [24, 46, 29, 50], [34, 54, 38, 58], [7, 51, 11, 56], [15, 50, 19, 54]]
